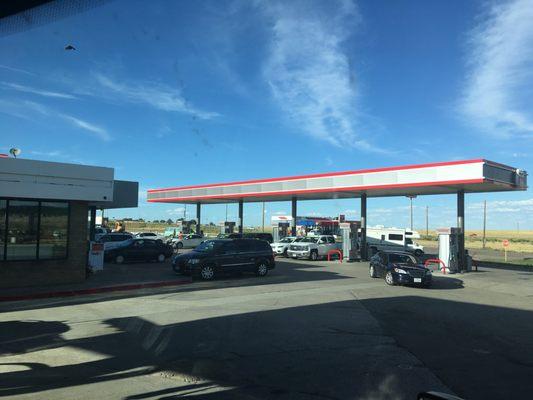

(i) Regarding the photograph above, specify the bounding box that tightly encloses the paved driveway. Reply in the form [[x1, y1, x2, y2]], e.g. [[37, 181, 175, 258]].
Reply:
[[1, 258, 531, 399]]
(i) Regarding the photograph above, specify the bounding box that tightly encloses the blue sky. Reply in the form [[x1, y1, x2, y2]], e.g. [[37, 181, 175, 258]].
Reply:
[[1, 0, 532, 230]]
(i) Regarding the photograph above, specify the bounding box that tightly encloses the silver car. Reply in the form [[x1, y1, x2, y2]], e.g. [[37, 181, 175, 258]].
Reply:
[[171, 234, 205, 249], [270, 236, 302, 256]]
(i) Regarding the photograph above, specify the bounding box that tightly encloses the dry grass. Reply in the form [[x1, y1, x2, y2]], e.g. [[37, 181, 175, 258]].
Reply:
[[418, 230, 533, 253], [116, 221, 533, 253]]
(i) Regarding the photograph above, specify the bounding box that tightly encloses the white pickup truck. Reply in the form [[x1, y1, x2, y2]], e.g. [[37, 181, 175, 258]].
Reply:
[[286, 235, 341, 261]]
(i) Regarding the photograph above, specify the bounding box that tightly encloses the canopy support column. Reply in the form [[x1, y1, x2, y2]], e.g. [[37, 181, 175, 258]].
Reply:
[[89, 206, 97, 241], [291, 197, 297, 236], [196, 202, 201, 235], [361, 194, 367, 260], [238, 200, 243, 234], [457, 190, 465, 272]]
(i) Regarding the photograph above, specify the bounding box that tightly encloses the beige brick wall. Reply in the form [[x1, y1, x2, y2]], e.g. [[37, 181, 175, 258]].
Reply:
[[0, 201, 88, 289]]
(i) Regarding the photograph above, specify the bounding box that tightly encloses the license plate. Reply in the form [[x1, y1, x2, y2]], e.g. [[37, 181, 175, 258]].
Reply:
[[414, 278, 422, 283]]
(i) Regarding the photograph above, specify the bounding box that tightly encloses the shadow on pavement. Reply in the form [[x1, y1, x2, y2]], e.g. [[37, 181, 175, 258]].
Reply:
[[0, 321, 70, 355], [359, 296, 533, 400], [475, 260, 533, 272], [0, 259, 353, 313], [426, 275, 464, 290], [1, 296, 532, 400]]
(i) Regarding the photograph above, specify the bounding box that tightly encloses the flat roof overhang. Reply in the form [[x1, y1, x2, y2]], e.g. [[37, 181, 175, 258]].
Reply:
[[147, 159, 527, 204]]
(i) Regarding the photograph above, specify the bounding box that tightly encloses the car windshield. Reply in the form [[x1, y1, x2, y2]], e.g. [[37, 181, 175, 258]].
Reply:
[[279, 237, 293, 243], [194, 240, 221, 252], [300, 237, 318, 243], [390, 254, 416, 265]]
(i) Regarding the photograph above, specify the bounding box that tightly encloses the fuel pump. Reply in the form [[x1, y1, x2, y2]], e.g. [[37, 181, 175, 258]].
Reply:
[[271, 216, 293, 241], [340, 222, 361, 261], [437, 228, 460, 273], [219, 221, 236, 235]]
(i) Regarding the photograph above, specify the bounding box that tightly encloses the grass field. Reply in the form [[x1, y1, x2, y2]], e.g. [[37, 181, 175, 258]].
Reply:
[[113, 220, 264, 236], [118, 221, 533, 252], [418, 229, 533, 253]]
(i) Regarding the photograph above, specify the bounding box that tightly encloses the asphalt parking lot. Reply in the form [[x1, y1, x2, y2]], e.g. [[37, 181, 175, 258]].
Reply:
[[1, 257, 532, 400]]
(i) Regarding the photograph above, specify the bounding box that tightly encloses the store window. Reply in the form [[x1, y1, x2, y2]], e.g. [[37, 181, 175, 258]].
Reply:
[[0, 200, 70, 261], [39, 202, 69, 259], [6, 200, 39, 260], [0, 200, 6, 260]]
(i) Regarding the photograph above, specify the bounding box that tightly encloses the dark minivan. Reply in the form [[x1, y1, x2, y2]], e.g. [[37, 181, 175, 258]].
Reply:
[[244, 232, 274, 243], [172, 239, 275, 280]]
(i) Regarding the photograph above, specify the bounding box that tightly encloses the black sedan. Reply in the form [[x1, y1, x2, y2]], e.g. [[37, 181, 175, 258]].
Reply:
[[369, 250, 432, 287], [105, 238, 174, 264]]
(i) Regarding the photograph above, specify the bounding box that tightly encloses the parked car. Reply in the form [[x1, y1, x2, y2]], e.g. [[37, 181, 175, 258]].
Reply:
[[286, 235, 340, 260], [170, 233, 205, 249], [163, 227, 180, 238], [135, 232, 165, 242], [243, 232, 274, 243], [369, 250, 432, 287], [172, 238, 275, 280], [270, 236, 302, 256], [217, 232, 243, 239], [94, 226, 111, 241], [105, 238, 174, 264], [98, 233, 134, 251]]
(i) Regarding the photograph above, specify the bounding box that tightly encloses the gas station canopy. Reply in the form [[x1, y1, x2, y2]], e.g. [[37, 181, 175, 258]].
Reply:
[[147, 159, 527, 204]]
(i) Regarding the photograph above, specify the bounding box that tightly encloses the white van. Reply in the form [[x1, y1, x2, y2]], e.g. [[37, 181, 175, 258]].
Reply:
[[365, 227, 424, 256]]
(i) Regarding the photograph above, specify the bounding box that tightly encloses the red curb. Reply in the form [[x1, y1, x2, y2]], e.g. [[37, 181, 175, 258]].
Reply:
[[0, 279, 192, 302]]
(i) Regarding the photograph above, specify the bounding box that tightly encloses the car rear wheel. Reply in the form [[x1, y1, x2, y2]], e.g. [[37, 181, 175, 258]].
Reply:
[[310, 250, 318, 261], [385, 271, 395, 285], [256, 260, 269, 277], [369, 265, 377, 278], [157, 253, 165, 263], [115, 255, 125, 264], [199, 265, 215, 281], [176, 242, 183, 249]]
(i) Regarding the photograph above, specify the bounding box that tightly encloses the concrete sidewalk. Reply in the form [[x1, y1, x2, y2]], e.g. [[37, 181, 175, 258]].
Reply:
[[0, 261, 190, 301]]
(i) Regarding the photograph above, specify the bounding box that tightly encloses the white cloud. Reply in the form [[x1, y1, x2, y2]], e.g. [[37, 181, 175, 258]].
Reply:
[[166, 207, 186, 215], [460, 0, 533, 137], [30, 150, 63, 157], [0, 64, 35, 76], [468, 198, 533, 213], [0, 99, 111, 141], [261, 0, 389, 153], [59, 115, 111, 141], [28, 150, 92, 165], [2, 82, 76, 99], [94, 73, 219, 120]]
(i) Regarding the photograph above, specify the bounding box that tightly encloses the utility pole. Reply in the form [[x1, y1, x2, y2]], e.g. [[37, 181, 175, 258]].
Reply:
[[406, 195, 417, 230], [482, 200, 487, 249], [262, 202, 265, 232], [425, 206, 429, 236], [225, 204, 228, 222]]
